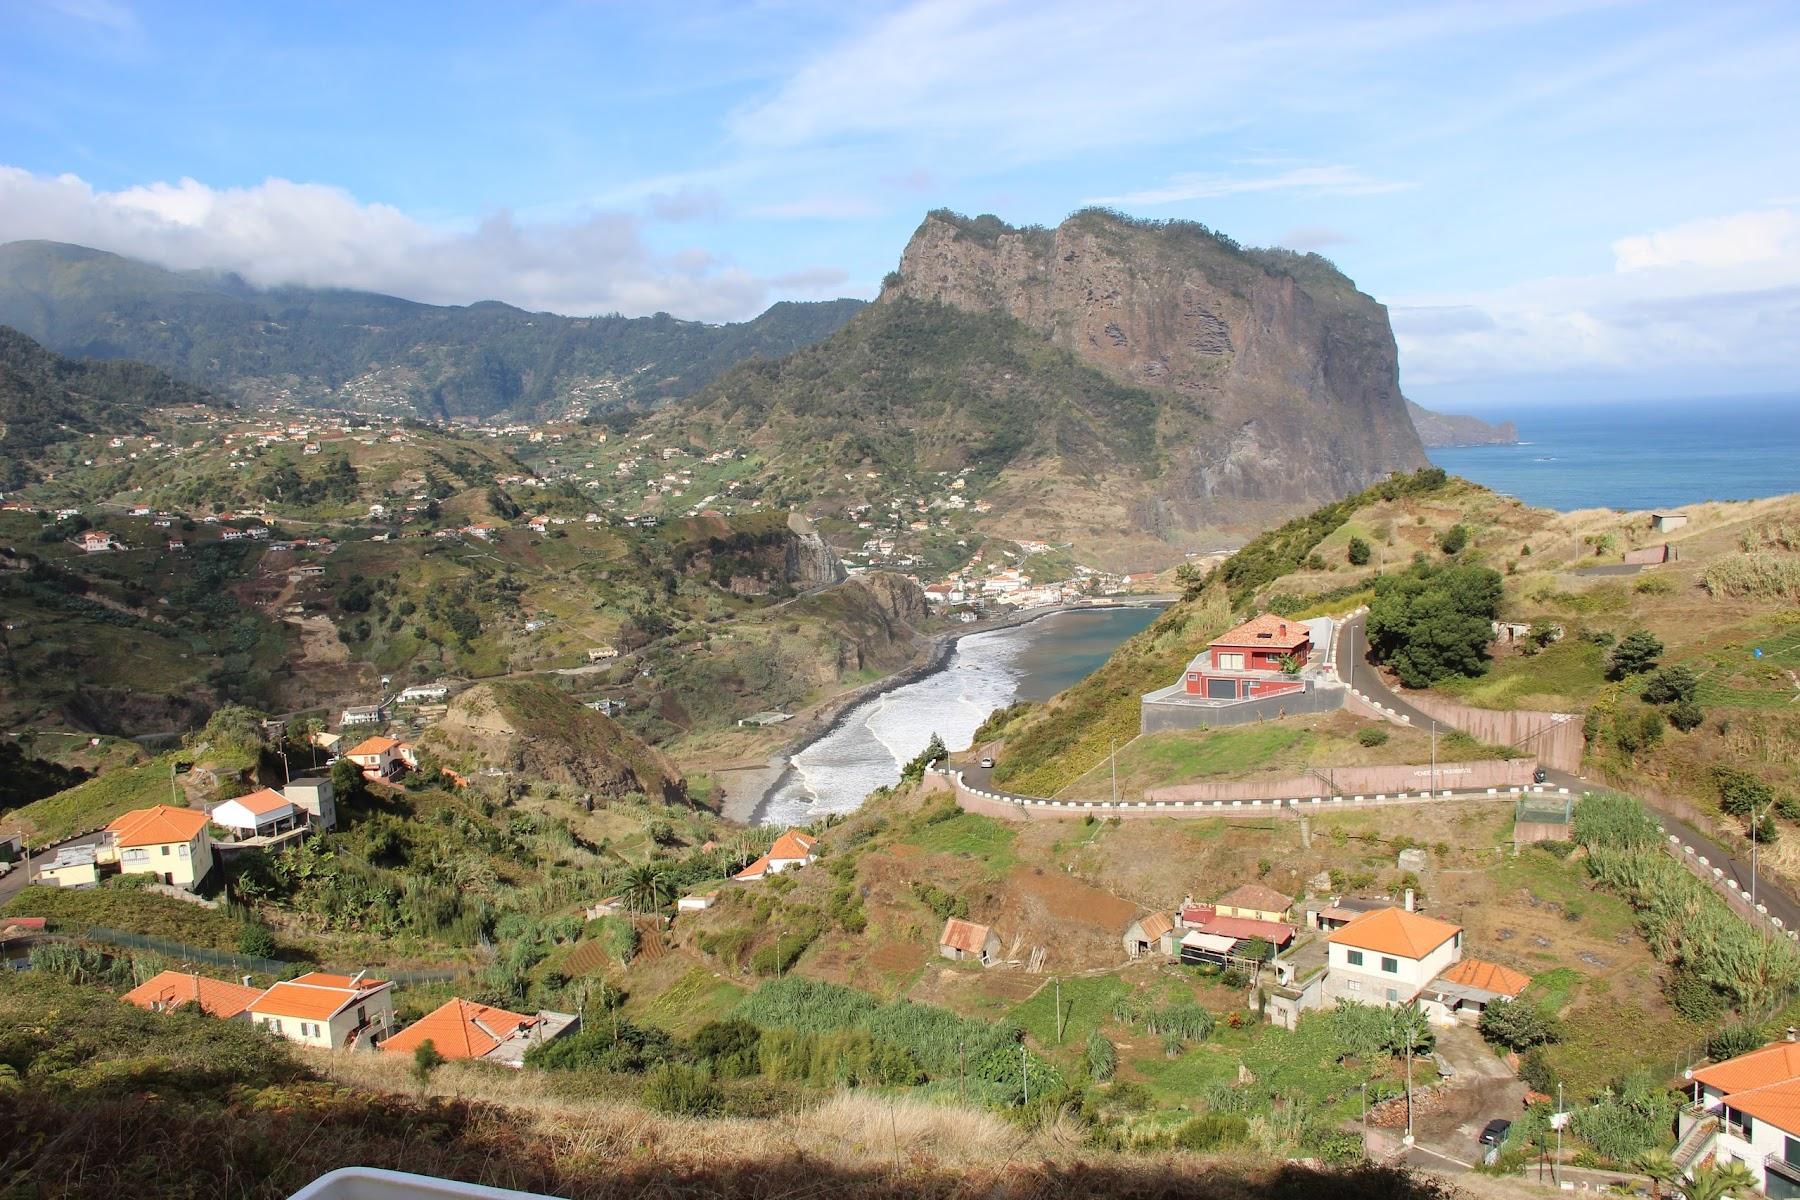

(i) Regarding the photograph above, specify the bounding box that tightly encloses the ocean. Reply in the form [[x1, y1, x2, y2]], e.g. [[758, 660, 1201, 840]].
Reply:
[[1425, 395, 1800, 512], [756, 605, 1159, 825]]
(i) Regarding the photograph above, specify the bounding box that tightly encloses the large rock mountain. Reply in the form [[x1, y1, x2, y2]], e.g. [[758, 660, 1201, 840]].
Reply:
[[0, 324, 224, 488], [0, 240, 863, 421], [659, 209, 1427, 563], [1405, 399, 1518, 447]]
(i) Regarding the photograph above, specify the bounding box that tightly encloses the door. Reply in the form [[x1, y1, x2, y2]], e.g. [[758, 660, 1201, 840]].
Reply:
[[1207, 678, 1237, 700]]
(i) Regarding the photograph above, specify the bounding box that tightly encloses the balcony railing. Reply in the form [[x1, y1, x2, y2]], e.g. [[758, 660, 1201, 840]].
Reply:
[[1767, 1154, 1800, 1184]]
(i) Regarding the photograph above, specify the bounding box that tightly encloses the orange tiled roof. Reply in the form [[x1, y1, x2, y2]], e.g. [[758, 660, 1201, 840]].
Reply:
[[108, 805, 210, 848], [1217, 883, 1294, 913], [732, 855, 771, 881], [1715, 1076, 1800, 1134], [122, 970, 263, 1019], [346, 736, 400, 757], [940, 917, 995, 954], [1438, 957, 1531, 998], [252, 971, 389, 1021], [382, 998, 535, 1060], [232, 788, 293, 816], [768, 830, 816, 860], [1327, 907, 1461, 959], [1693, 1040, 1800, 1094], [1212, 613, 1311, 652]]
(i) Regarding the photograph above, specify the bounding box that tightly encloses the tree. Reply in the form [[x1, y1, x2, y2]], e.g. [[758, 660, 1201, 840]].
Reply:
[[1385, 1002, 1433, 1139], [618, 863, 673, 914], [1439, 524, 1469, 555], [1607, 630, 1664, 680], [236, 923, 277, 958], [1366, 561, 1505, 687], [1634, 1150, 1676, 1200], [1478, 998, 1561, 1051], [1347, 536, 1372, 566], [410, 1038, 446, 1095], [1668, 700, 1705, 732], [1641, 666, 1699, 705]]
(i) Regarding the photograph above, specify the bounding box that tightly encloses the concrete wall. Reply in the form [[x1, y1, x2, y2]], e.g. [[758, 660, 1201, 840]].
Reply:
[[1141, 682, 1344, 734], [1400, 692, 1584, 772], [1145, 758, 1536, 803]]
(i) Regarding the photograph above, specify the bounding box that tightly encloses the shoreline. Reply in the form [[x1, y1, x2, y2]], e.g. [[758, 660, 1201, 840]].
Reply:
[[724, 597, 1171, 826]]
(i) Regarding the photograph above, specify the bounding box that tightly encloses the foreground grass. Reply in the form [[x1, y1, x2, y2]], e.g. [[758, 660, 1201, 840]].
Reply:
[[1, 973, 1451, 1200]]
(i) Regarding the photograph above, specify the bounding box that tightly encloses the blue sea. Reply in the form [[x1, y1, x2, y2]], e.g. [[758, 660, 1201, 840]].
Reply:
[[1426, 395, 1800, 512]]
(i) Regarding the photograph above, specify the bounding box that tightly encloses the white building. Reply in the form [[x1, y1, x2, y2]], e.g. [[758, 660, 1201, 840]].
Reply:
[[395, 684, 449, 704], [248, 971, 395, 1050], [1320, 907, 1463, 1012], [1679, 1038, 1800, 1195]]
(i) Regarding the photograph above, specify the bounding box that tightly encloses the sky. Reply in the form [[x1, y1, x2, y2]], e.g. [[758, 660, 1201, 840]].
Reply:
[[2, 0, 1799, 410]]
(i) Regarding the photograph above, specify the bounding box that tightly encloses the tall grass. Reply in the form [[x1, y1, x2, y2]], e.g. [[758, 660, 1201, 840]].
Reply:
[[734, 976, 1019, 1076], [1702, 553, 1800, 601]]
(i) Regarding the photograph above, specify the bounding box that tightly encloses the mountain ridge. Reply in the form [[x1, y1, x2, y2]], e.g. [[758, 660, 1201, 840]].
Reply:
[[1406, 399, 1517, 447], [0, 239, 864, 421]]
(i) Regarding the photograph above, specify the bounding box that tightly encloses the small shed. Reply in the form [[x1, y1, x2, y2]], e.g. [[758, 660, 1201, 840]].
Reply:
[[938, 918, 1002, 966], [1179, 930, 1239, 967], [677, 892, 718, 913], [1123, 912, 1177, 959], [38, 845, 99, 888], [1651, 512, 1689, 533]]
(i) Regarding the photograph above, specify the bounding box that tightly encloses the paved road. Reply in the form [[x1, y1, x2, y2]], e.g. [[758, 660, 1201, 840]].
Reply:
[[1338, 612, 1800, 934]]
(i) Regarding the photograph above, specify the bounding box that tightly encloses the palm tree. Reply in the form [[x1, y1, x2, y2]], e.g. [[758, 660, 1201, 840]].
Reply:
[[1711, 1161, 1760, 1199], [618, 862, 673, 914], [1385, 1002, 1433, 1143], [1679, 1162, 1759, 1200], [1635, 1149, 1677, 1200]]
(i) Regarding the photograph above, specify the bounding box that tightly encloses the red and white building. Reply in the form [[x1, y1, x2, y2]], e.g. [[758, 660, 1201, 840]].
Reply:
[[733, 829, 817, 881], [1181, 613, 1312, 702]]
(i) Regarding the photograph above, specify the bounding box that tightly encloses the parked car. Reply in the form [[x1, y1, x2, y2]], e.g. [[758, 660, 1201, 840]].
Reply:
[[978, 756, 995, 769], [1533, 765, 1549, 784], [1478, 1118, 1512, 1147]]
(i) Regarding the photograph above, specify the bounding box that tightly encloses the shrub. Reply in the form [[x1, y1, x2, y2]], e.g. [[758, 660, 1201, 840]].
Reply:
[[1366, 560, 1504, 687], [1665, 969, 1730, 1022], [1640, 666, 1699, 705], [1716, 768, 1776, 818], [1708, 1020, 1766, 1062], [1356, 726, 1389, 748], [1478, 998, 1560, 1051], [1606, 630, 1663, 680], [687, 1018, 762, 1077], [524, 1021, 678, 1073], [1439, 524, 1470, 555], [1668, 700, 1705, 732], [235, 924, 277, 958], [1175, 1113, 1249, 1151], [641, 1064, 723, 1116], [1347, 537, 1372, 566], [1086, 1031, 1116, 1082], [1519, 1046, 1558, 1094]]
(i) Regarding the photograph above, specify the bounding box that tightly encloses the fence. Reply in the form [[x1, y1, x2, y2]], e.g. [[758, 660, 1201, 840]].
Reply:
[[74, 927, 469, 984]]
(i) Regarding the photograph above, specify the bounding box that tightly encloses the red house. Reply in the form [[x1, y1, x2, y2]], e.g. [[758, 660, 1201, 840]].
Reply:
[[1182, 613, 1312, 701]]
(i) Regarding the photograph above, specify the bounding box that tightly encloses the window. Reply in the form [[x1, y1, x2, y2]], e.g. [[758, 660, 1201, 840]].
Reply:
[[1386, 988, 1399, 1003], [1346, 980, 1361, 992], [1346, 950, 1364, 967], [1381, 956, 1399, 974], [178, 844, 189, 858], [122, 848, 148, 863], [1217, 652, 1245, 670], [1785, 1135, 1800, 1167], [161, 845, 171, 856]]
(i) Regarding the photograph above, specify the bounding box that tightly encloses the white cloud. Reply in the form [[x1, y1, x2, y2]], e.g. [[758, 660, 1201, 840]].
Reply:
[[1278, 226, 1357, 253], [1090, 167, 1412, 208], [0, 166, 841, 322], [1613, 208, 1799, 272], [1393, 205, 1800, 392]]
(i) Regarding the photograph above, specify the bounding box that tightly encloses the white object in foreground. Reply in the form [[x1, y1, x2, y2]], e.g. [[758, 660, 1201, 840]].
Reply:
[[290, 1168, 555, 1200]]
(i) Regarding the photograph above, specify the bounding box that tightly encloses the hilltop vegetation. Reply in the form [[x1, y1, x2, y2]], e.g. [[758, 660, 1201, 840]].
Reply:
[[0, 240, 862, 420]]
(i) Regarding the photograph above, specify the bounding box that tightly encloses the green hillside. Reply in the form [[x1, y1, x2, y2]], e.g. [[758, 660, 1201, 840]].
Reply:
[[0, 240, 863, 420]]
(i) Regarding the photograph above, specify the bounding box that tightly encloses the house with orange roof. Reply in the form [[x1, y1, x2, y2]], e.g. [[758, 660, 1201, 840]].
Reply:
[[1422, 957, 1532, 1022], [1214, 883, 1295, 924], [1679, 1033, 1800, 1190], [210, 787, 300, 838], [345, 735, 405, 780], [247, 970, 396, 1050], [1322, 904, 1463, 1010], [938, 917, 1002, 966], [106, 805, 215, 890], [381, 998, 579, 1068], [123, 970, 263, 1020], [732, 829, 817, 881]]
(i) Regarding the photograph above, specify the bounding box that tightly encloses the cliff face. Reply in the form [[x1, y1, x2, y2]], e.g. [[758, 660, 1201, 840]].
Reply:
[[892, 210, 1427, 530], [784, 513, 849, 591], [1406, 400, 1518, 447]]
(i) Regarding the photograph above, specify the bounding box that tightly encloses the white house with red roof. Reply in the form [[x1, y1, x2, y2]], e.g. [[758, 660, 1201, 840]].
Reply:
[[381, 998, 579, 1067], [247, 970, 395, 1050], [106, 805, 214, 890], [1680, 1036, 1800, 1191], [210, 787, 301, 838], [732, 829, 817, 881], [1321, 906, 1463, 1010], [345, 736, 405, 780]]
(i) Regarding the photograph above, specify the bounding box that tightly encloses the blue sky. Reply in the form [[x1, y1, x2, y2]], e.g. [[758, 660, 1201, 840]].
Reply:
[[2, 0, 1799, 409]]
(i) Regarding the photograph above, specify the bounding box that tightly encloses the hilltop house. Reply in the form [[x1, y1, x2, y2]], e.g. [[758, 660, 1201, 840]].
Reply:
[[381, 998, 579, 1068], [1652, 512, 1690, 533], [732, 830, 817, 881], [938, 918, 1003, 966], [1322, 906, 1463, 1010], [395, 683, 449, 704], [284, 777, 337, 831], [106, 805, 214, 890], [78, 530, 121, 553], [1182, 614, 1311, 701], [210, 787, 301, 839], [1678, 1037, 1800, 1193], [123, 971, 263, 1020], [248, 971, 395, 1050], [340, 704, 385, 727], [345, 736, 406, 781]]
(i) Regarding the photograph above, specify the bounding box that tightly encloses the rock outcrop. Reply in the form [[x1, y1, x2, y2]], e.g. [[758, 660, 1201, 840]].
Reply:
[[890, 209, 1428, 529], [1406, 400, 1518, 447], [429, 680, 685, 804], [784, 512, 848, 590]]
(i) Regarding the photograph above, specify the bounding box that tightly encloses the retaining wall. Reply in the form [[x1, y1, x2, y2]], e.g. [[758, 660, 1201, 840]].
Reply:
[[1145, 758, 1536, 803], [1401, 692, 1584, 772], [1140, 682, 1345, 734]]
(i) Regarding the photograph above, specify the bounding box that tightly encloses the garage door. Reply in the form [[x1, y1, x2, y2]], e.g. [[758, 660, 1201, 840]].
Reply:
[[1207, 677, 1238, 700]]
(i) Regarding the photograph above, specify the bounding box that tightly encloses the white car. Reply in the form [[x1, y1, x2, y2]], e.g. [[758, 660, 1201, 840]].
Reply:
[[978, 756, 995, 768]]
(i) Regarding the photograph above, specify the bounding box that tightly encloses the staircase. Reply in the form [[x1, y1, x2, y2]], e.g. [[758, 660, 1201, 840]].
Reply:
[[1673, 1113, 1719, 1172]]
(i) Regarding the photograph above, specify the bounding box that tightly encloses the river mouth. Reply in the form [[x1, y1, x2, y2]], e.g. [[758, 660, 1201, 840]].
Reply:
[[754, 605, 1160, 826]]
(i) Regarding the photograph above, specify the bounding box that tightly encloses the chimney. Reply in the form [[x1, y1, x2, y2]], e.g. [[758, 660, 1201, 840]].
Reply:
[[1404, 889, 1415, 912], [242, 975, 254, 987], [1787, 1027, 1797, 1043]]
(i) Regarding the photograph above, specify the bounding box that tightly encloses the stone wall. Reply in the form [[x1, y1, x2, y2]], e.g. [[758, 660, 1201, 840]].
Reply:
[[1146, 758, 1535, 803]]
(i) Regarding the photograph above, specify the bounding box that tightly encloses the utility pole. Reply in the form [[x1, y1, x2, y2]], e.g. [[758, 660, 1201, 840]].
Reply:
[[1361, 1081, 1367, 1127], [1021, 1042, 1029, 1106], [1110, 739, 1118, 804], [1404, 1038, 1415, 1145], [959, 1039, 965, 1103], [170, 759, 180, 805], [1555, 1082, 1564, 1184], [1055, 977, 1064, 1043], [1430, 720, 1437, 794]]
